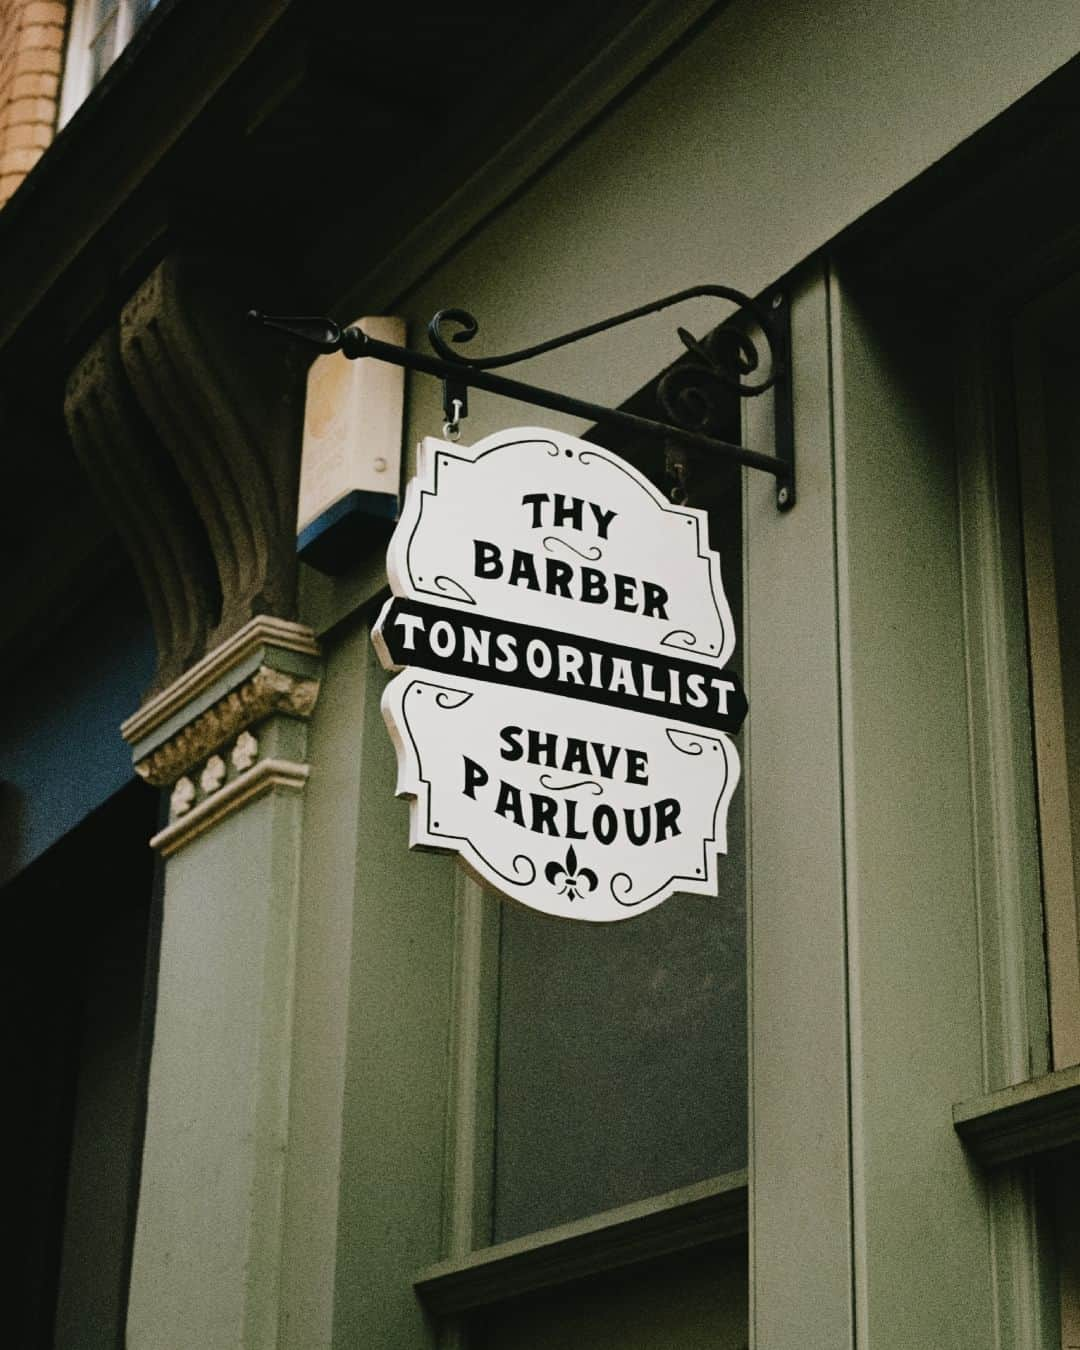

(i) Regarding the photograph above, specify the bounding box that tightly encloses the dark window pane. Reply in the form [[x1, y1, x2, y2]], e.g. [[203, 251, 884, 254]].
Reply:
[[491, 836, 746, 1241], [487, 342, 747, 1243]]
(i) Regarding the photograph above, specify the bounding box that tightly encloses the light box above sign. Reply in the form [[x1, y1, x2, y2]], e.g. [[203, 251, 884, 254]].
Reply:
[[296, 315, 405, 572], [372, 426, 746, 922]]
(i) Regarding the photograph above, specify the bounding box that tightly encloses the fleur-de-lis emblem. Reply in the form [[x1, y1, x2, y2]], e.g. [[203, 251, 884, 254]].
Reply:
[[544, 846, 598, 902]]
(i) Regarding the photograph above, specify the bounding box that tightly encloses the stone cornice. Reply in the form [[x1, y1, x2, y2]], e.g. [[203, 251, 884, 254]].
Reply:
[[123, 614, 320, 747]]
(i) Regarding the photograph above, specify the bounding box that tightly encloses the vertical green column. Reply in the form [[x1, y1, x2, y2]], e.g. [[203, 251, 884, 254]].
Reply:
[[122, 618, 322, 1350], [321, 624, 458, 1350], [743, 269, 853, 1350], [276, 617, 457, 1350]]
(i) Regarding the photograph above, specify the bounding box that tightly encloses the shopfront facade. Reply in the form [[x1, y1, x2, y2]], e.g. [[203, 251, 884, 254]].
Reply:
[[5, 2, 1080, 1347]]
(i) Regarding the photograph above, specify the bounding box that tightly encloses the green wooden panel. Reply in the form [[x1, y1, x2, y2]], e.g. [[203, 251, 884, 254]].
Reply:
[[954, 331, 1050, 1094], [831, 270, 995, 1347], [328, 624, 459, 1350], [280, 626, 376, 1349], [306, 2, 1080, 639], [292, 7, 1080, 1346], [473, 1243, 747, 1350], [743, 268, 852, 1350]]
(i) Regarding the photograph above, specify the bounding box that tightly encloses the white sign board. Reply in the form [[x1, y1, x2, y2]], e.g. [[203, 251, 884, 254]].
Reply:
[[372, 426, 746, 922]]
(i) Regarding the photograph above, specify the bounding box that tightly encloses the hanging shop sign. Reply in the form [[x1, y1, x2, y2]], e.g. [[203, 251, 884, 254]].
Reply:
[[372, 425, 747, 922]]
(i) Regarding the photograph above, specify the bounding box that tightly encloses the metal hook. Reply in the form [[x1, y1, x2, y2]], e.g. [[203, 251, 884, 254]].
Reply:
[[666, 444, 690, 505], [442, 378, 468, 442], [443, 397, 464, 442]]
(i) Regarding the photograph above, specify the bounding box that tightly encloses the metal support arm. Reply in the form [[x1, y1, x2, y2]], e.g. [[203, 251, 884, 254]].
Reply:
[[250, 284, 795, 509]]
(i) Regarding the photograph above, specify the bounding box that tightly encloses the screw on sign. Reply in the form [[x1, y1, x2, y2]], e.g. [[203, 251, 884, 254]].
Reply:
[[372, 425, 747, 922]]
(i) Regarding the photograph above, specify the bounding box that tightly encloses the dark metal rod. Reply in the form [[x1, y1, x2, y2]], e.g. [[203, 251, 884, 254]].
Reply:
[[426, 283, 778, 391], [341, 328, 789, 479]]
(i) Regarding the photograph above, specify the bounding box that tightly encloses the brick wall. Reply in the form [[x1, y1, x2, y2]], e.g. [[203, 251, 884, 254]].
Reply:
[[0, 0, 66, 207]]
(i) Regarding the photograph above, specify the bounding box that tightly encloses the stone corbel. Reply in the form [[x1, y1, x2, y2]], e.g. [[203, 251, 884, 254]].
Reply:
[[122, 615, 322, 855], [64, 328, 219, 691], [119, 253, 307, 655]]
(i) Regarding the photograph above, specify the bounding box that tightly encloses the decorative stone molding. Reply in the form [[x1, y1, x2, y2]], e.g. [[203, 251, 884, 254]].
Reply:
[[200, 755, 227, 794], [232, 731, 259, 771], [122, 614, 320, 748], [151, 758, 311, 857], [170, 777, 197, 817], [122, 616, 321, 816], [163, 727, 274, 823], [133, 665, 319, 787]]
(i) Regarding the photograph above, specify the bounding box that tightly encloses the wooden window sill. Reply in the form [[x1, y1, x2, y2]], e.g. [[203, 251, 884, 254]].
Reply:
[[413, 1169, 748, 1314], [953, 1063, 1080, 1167]]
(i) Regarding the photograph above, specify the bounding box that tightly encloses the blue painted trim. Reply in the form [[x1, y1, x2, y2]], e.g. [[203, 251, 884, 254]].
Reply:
[[297, 489, 398, 574]]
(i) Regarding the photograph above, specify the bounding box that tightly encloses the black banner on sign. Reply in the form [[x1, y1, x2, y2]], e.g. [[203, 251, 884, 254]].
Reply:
[[375, 597, 747, 734]]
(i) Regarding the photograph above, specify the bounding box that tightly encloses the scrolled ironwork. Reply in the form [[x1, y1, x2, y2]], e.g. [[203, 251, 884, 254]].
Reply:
[[656, 332, 750, 443], [427, 284, 781, 396], [249, 282, 794, 510]]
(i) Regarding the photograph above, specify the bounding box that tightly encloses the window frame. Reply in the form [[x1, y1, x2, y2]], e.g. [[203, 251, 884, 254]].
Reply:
[[1012, 276, 1080, 1070], [57, 0, 158, 128], [415, 345, 754, 1318], [406, 270, 853, 1347]]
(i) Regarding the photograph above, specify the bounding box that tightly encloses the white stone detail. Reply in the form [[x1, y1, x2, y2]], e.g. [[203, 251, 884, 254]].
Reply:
[[200, 755, 227, 794], [231, 730, 259, 772], [170, 776, 196, 819]]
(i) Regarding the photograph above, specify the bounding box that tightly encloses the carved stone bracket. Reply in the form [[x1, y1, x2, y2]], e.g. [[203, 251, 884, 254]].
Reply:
[[64, 327, 219, 691], [119, 254, 306, 654], [64, 251, 309, 696]]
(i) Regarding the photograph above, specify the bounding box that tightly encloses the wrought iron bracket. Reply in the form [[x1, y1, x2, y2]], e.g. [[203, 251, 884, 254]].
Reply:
[[250, 284, 795, 510]]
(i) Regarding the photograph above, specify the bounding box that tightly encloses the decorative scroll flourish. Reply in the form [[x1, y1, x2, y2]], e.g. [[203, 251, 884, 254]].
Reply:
[[508, 855, 538, 885], [542, 536, 602, 562], [660, 629, 704, 652], [432, 575, 476, 605], [539, 774, 604, 795], [433, 687, 473, 710], [666, 728, 717, 757], [657, 322, 768, 438], [426, 285, 781, 398], [610, 873, 635, 904]]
